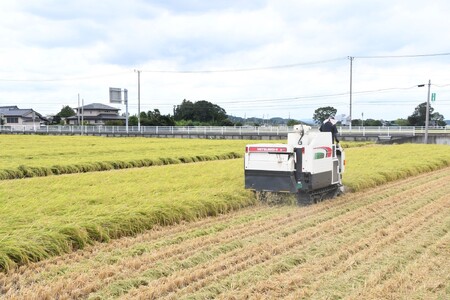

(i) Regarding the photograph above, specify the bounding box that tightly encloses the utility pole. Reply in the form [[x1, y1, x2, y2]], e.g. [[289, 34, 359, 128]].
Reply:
[[424, 79, 431, 144], [124, 89, 129, 133], [348, 56, 354, 130], [32, 110, 36, 131], [77, 93, 80, 125], [81, 98, 84, 135], [134, 70, 141, 131]]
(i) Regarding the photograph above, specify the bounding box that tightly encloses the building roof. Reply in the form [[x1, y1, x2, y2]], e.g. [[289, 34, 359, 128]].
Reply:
[[76, 103, 120, 111], [0, 108, 32, 117], [0, 106, 19, 110], [0, 106, 47, 121]]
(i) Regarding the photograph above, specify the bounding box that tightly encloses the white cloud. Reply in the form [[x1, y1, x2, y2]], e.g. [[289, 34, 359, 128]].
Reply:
[[0, 0, 449, 121]]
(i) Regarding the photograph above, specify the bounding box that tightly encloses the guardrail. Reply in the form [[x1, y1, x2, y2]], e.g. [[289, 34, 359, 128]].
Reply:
[[0, 125, 448, 137]]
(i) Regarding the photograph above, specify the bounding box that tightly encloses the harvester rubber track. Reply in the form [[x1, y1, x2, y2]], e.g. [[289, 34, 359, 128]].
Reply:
[[297, 184, 344, 206]]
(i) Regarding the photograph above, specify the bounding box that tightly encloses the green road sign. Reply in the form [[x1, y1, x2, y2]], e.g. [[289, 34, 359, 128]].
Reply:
[[431, 93, 436, 102]]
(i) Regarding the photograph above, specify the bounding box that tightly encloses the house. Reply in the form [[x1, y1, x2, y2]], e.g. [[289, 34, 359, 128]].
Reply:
[[66, 103, 126, 125], [0, 106, 48, 126]]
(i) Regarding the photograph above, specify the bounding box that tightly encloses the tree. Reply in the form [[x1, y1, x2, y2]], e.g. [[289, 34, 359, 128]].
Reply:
[[54, 105, 76, 125], [174, 100, 229, 125], [364, 119, 382, 126], [395, 118, 409, 126], [174, 100, 195, 121], [287, 119, 301, 126], [407, 102, 446, 126], [140, 109, 175, 126], [56, 106, 76, 118], [128, 115, 138, 126], [431, 112, 446, 126], [313, 106, 337, 124], [351, 119, 362, 126]]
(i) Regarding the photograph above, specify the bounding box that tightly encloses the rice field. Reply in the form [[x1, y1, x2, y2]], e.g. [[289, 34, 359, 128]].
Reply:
[[0, 135, 247, 180], [0, 135, 449, 298], [343, 144, 450, 191], [0, 160, 254, 272], [1, 166, 448, 299], [0, 135, 247, 169], [0, 143, 449, 273], [0, 135, 369, 180]]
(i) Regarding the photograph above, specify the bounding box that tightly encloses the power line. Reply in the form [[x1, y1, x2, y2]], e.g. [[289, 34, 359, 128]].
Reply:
[[0, 71, 130, 82], [354, 52, 450, 59], [12, 83, 450, 108], [1, 51, 449, 82], [432, 83, 450, 87], [141, 57, 347, 73], [142, 84, 440, 105]]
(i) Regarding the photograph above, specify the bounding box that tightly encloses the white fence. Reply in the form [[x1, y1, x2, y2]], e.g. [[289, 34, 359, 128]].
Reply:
[[0, 125, 448, 136]]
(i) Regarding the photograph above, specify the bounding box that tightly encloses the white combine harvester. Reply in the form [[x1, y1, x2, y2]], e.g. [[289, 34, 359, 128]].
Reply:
[[244, 125, 345, 205]]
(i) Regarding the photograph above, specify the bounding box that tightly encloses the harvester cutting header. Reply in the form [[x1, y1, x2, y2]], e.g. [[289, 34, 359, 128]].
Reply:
[[244, 124, 345, 205]]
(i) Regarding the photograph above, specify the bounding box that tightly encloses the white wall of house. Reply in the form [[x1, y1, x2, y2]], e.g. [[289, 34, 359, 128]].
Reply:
[[69, 107, 122, 125], [76, 109, 118, 116]]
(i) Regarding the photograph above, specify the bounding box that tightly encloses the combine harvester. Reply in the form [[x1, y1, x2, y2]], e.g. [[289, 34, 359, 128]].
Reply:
[[244, 125, 345, 205]]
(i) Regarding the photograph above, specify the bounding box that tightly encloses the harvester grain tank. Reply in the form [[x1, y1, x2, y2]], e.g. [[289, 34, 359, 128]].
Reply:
[[244, 125, 345, 205]]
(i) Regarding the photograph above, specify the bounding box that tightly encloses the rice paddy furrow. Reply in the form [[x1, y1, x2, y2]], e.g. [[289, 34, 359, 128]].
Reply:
[[277, 185, 450, 299], [177, 174, 446, 299], [95, 197, 384, 299], [0, 165, 448, 300], [351, 231, 450, 300], [156, 175, 443, 299], [2, 217, 274, 298], [74, 171, 450, 298], [1, 180, 382, 297], [296, 193, 450, 299], [7, 205, 269, 277], [3, 199, 334, 298]]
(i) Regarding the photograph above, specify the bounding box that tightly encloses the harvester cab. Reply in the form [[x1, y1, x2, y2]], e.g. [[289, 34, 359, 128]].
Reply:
[[244, 125, 345, 205]]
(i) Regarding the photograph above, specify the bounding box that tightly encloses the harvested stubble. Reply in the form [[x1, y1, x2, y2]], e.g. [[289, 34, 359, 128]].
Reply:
[[0, 167, 448, 299]]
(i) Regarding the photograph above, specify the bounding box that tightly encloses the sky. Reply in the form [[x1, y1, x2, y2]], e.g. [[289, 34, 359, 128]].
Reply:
[[1, 0, 450, 122]]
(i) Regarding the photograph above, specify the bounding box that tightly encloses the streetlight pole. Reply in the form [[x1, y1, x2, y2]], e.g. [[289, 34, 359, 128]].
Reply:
[[424, 79, 431, 144], [418, 80, 432, 144]]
